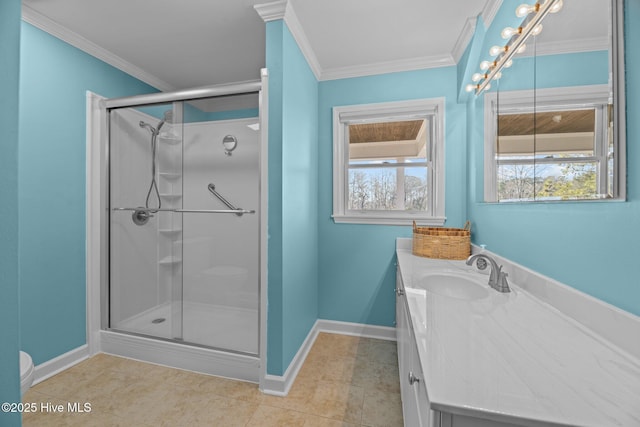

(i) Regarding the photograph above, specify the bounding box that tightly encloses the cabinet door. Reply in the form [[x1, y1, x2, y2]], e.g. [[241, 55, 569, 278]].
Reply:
[[396, 268, 408, 386], [396, 269, 420, 427], [408, 328, 437, 427]]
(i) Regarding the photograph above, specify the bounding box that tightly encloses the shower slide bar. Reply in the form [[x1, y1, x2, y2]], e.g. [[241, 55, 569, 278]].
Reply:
[[112, 207, 255, 215]]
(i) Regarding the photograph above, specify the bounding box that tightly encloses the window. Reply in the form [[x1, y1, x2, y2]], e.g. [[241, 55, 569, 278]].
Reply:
[[333, 99, 445, 225], [484, 85, 622, 202]]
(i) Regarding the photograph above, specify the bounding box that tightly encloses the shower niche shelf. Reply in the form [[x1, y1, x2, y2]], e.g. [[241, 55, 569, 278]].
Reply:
[[159, 194, 182, 202], [159, 256, 182, 265], [159, 172, 181, 180], [158, 135, 182, 145], [159, 229, 183, 237]]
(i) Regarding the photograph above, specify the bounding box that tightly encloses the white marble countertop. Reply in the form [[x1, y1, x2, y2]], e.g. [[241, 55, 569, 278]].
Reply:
[[397, 248, 640, 427]]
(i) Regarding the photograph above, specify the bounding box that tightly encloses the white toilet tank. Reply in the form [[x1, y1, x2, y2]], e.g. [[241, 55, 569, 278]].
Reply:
[[20, 351, 34, 396]]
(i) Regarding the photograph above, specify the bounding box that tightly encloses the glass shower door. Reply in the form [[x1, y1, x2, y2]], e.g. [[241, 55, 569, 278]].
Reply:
[[107, 94, 260, 356], [108, 102, 184, 341]]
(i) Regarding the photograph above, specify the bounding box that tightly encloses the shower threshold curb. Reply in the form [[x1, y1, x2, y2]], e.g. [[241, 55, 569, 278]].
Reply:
[[100, 330, 259, 383]]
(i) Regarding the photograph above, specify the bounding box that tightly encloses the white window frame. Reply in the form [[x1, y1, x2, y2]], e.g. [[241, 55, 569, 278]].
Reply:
[[332, 98, 445, 225], [484, 85, 625, 202]]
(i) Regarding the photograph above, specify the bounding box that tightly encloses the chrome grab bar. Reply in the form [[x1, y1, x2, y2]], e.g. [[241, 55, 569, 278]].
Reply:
[[207, 183, 244, 216], [112, 207, 255, 215]]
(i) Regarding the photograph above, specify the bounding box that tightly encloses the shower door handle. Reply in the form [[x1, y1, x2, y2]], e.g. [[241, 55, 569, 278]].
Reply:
[[175, 209, 255, 215], [113, 207, 255, 215]]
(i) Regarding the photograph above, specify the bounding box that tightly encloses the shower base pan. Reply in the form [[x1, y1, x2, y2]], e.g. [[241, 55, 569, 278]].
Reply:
[[101, 302, 259, 382]]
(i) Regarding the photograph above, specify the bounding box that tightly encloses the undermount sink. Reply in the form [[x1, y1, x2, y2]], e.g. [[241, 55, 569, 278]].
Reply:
[[416, 272, 489, 300]]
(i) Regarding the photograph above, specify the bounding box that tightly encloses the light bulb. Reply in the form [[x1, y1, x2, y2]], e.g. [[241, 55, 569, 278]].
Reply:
[[471, 73, 483, 82], [531, 24, 543, 36], [515, 3, 535, 17], [465, 84, 477, 93], [493, 72, 503, 80], [501, 27, 521, 39], [489, 45, 504, 57], [517, 44, 527, 54], [480, 61, 491, 71], [504, 59, 514, 68], [549, 0, 563, 13], [485, 83, 492, 91]]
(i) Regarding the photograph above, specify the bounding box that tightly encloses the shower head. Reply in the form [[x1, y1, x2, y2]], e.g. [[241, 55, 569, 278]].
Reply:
[[156, 110, 173, 133], [139, 121, 156, 134]]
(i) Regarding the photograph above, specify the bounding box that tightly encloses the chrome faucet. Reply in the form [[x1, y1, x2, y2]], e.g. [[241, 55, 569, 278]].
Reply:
[[466, 254, 510, 293]]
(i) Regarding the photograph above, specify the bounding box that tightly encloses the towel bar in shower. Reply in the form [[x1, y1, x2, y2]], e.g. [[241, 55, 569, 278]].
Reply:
[[112, 207, 255, 215]]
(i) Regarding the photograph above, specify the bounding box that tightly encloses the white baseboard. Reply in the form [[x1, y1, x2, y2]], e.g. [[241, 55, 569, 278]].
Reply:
[[261, 320, 320, 396], [33, 345, 89, 386], [316, 319, 397, 341], [260, 319, 396, 396], [100, 330, 260, 383]]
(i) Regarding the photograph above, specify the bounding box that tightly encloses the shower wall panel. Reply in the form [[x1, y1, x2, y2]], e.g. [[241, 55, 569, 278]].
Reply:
[[182, 117, 260, 353]]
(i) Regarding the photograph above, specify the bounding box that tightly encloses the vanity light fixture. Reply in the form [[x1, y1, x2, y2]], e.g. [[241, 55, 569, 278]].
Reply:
[[501, 26, 522, 39], [466, 0, 563, 94]]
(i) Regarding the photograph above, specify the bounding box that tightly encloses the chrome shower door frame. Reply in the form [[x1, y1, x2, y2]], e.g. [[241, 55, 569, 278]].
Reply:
[[86, 70, 269, 384]]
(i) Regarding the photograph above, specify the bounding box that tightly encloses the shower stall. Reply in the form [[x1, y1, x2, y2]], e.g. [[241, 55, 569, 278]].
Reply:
[[87, 73, 267, 383]]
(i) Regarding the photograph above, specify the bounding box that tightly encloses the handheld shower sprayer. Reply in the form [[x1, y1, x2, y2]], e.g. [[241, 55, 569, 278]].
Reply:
[[134, 109, 174, 225]]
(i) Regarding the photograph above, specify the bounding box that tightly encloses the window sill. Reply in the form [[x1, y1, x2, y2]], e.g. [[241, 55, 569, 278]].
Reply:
[[332, 214, 446, 226]]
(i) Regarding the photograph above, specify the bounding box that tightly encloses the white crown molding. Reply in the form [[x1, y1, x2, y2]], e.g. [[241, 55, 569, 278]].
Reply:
[[255, 0, 459, 81], [519, 37, 610, 57], [481, 0, 503, 29], [254, 0, 288, 22], [283, 2, 322, 80], [21, 5, 174, 92], [452, 17, 477, 63], [320, 54, 455, 81], [254, 1, 321, 80]]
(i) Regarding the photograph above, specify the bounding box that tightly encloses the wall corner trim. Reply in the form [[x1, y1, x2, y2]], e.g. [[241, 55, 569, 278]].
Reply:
[[260, 319, 396, 396]]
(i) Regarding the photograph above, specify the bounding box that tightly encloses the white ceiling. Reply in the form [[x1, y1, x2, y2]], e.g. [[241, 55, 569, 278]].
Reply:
[[20, 0, 608, 92], [21, 0, 488, 90]]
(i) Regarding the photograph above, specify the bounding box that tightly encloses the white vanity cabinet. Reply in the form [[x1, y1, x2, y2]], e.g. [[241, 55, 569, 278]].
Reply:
[[396, 266, 438, 427], [395, 241, 640, 427], [396, 266, 519, 427]]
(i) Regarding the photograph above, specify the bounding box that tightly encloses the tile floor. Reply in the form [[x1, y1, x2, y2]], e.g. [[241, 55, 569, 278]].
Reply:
[[22, 333, 403, 426]]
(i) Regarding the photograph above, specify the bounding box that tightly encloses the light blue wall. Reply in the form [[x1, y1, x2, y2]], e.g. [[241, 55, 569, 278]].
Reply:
[[317, 68, 468, 326], [0, 1, 23, 425], [19, 23, 158, 365], [266, 21, 319, 376], [465, 1, 640, 317], [183, 106, 259, 123], [497, 50, 609, 91]]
